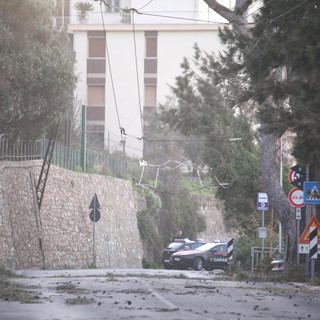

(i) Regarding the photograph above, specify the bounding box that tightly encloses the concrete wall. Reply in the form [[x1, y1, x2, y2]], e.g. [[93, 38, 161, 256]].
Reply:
[[0, 161, 144, 269]]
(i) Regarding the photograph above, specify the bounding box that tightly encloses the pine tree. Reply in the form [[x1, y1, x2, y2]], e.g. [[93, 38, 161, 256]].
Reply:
[[202, 0, 320, 260], [239, 0, 320, 170]]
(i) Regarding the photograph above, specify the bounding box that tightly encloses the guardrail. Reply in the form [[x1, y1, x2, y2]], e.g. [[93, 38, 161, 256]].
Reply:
[[251, 246, 284, 273]]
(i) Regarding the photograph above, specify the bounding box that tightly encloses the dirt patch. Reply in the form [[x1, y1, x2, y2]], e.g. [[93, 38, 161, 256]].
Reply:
[[65, 297, 96, 305], [0, 276, 41, 303], [55, 281, 89, 294]]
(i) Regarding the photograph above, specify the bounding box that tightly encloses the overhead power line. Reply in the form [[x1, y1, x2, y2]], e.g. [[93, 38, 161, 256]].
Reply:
[[99, 1, 124, 144], [138, 0, 155, 11], [135, 158, 231, 193], [131, 10, 144, 135]]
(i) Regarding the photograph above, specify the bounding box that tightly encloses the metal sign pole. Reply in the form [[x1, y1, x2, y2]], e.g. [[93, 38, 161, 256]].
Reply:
[[297, 220, 300, 264], [296, 207, 301, 264], [89, 193, 101, 267], [93, 197, 96, 265], [310, 259, 315, 282], [262, 211, 265, 258], [305, 165, 310, 277]]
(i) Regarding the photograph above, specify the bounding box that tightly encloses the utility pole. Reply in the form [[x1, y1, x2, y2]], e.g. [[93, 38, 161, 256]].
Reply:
[[81, 104, 87, 172]]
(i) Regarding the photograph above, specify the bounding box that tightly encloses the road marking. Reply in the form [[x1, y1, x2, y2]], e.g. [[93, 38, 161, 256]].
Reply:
[[142, 281, 215, 320], [144, 283, 177, 309]]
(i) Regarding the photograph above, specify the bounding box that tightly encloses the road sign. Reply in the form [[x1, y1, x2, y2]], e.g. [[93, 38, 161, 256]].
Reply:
[[295, 207, 301, 220], [289, 165, 306, 190], [303, 181, 320, 204], [89, 193, 102, 266], [298, 216, 320, 244], [288, 188, 304, 207], [298, 243, 320, 254], [291, 165, 306, 175], [310, 227, 318, 259], [89, 193, 101, 209], [257, 192, 269, 211], [227, 238, 234, 261], [290, 178, 304, 190], [90, 209, 101, 222], [89, 193, 101, 223], [289, 170, 306, 189], [258, 227, 267, 238]]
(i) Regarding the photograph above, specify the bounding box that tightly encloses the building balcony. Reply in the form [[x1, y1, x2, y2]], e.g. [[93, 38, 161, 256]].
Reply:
[[55, 9, 217, 28]]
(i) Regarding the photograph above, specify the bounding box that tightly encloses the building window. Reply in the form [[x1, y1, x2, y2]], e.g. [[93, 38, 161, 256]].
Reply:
[[105, 0, 120, 13], [146, 37, 157, 58], [89, 38, 105, 58], [88, 86, 105, 106], [144, 85, 156, 107], [87, 59, 106, 74], [144, 32, 158, 75]]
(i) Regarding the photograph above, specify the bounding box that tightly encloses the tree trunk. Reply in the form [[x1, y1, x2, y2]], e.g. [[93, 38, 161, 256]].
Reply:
[[258, 131, 296, 261]]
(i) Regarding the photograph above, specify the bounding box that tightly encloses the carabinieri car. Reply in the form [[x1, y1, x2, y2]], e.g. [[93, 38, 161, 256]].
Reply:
[[162, 239, 206, 269], [170, 242, 229, 271]]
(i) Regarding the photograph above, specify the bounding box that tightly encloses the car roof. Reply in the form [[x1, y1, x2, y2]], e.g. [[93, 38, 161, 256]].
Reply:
[[204, 242, 226, 246], [173, 239, 195, 243], [194, 242, 227, 250]]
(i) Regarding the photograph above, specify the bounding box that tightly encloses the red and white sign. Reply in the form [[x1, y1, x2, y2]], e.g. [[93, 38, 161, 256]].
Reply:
[[288, 170, 302, 183], [288, 188, 304, 207], [298, 216, 320, 244]]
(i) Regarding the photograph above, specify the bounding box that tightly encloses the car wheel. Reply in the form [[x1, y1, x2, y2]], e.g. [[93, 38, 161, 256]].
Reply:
[[163, 265, 172, 269], [204, 267, 214, 271], [193, 258, 203, 271]]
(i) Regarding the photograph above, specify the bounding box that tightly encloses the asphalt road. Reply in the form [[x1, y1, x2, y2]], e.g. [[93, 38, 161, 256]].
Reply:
[[1, 269, 320, 320]]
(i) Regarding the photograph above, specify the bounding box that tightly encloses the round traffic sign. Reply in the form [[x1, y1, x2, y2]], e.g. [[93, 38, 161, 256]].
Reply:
[[288, 188, 304, 207], [90, 209, 101, 222], [288, 170, 302, 183]]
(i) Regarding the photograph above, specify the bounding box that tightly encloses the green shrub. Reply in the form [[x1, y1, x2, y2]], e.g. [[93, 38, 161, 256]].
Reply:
[[285, 263, 306, 282], [142, 258, 161, 269]]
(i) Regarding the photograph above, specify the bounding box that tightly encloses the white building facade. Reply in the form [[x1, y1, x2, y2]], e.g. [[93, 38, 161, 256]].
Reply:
[[57, 0, 232, 157]]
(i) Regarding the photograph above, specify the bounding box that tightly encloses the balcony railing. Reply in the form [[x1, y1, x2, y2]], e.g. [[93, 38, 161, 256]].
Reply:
[[54, 10, 215, 27]]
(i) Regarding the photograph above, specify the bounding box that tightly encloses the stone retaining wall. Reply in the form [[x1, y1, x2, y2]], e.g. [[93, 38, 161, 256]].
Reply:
[[0, 161, 144, 269], [0, 161, 231, 270], [195, 194, 235, 242]]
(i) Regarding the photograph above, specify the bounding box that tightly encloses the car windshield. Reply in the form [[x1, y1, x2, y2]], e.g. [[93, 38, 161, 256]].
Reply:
[[195, 243, 217, 252], [166, 243, 185, 250]]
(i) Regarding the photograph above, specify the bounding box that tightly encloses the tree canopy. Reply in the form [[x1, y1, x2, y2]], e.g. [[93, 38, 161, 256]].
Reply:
[[0, 0, 77, 139], [225, 0, 320, 169], [160, 0, 320, 258], [160, 44, 262, 236]]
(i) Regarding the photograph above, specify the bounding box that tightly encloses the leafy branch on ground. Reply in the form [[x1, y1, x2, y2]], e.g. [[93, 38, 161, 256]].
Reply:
[[0, 267, 40, 303]]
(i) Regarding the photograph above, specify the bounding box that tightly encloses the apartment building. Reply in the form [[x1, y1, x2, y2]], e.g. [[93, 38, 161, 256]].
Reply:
[[56, 0, 232, 157]]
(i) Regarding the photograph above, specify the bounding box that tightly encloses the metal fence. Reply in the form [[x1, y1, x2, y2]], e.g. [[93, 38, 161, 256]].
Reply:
[[251, 246, 284, 273], [0, 135, 43, 161], [0, 136, 134, 179], [51, 140, 129, 178]]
